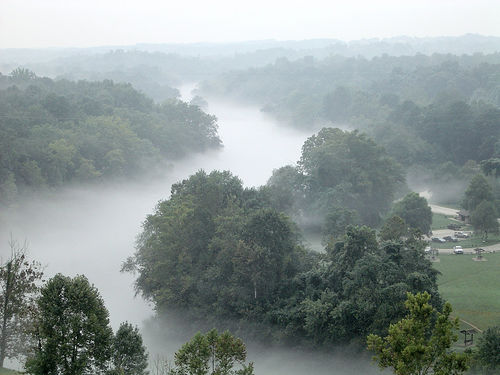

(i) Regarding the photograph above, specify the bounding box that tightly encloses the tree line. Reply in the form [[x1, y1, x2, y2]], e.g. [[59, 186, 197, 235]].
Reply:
[[200, 52, 500, 176], [0, 68, 221, 205]]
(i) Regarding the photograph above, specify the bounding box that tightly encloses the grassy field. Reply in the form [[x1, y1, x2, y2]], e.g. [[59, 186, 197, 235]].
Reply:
[[431, 213, 458, 230], [0, 368, 19, 375], [434, 252, 500, 332]]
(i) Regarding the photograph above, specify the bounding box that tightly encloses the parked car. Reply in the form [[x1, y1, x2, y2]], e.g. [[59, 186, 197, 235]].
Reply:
[[431, 237, 447, 243], [454, 231, 470, 238], [447, 223, 462, 230], [443, 235, 458, 242], [453, 245, 464, 254], [424, 246, 432, 254]]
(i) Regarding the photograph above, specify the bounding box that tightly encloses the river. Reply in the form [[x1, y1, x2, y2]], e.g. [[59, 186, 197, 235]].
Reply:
[[0, 86, 381, 374], [0, 84, 314, 366]]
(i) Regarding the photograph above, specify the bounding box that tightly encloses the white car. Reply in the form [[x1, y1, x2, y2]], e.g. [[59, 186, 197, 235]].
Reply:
[[453, 245, 464, 254]]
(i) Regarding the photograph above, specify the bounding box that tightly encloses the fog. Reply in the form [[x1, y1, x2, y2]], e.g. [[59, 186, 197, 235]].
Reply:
[[2, 84, 361, 373]]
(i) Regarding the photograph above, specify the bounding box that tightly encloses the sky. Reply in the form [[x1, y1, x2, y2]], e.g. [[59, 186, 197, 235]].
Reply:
[[1, 0, 500, 48]]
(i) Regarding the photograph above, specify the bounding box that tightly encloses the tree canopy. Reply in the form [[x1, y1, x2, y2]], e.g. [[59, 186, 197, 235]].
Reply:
[[0, 240, 43, 367], [367, 292, 470, 375], [125, 170, 441, 347], [266, 128, 404, 235], [25, 274, 114, 375], [391, 192, 432, 234], [169, 329, 253, 375], [0, 71, 221, 205]]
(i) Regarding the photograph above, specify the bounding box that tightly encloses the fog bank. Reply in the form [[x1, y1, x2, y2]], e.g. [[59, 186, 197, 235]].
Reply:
[[0, 85, 317, 370]]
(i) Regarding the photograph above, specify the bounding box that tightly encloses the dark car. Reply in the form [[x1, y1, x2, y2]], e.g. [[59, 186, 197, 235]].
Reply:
[[431, 237, 447, 243], [443, 235, 458, 242]]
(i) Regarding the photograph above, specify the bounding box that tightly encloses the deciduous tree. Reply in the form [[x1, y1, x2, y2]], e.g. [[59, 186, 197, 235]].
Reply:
[[110, 322, 149, 375], [25, 274, 113, 375], [391, 193, 432, 234], [367, 292, 469, 375], [0, 239, 43, 367], [169, 329, 253, 375], [471, 200, 499, 241]]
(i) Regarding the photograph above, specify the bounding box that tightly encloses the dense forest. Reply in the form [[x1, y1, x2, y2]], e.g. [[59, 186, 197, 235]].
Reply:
[[3, 32, 500, 374], [124, 169, 440, 347], [0, 68, 221, 205], [201, 53, 500, 183]]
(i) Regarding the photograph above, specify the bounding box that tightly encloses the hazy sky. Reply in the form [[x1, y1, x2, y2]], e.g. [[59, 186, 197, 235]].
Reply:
[[1, 0, 500, 48]]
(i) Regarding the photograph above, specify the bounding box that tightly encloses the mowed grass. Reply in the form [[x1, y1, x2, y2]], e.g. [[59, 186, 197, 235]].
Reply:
[[0, 368, 20, 375], [434, 252, 500, 331], [431, 213, 458, 230]]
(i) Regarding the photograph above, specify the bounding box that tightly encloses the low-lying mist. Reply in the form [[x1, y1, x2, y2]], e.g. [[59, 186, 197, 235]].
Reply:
[[140, 311, 383, 375], [1, 90, 338, 372]]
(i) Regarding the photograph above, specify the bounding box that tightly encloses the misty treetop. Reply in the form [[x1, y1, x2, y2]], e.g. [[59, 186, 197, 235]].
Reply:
[[201, 52, 500, 173], [123, 170, 306, 319], [0, 69, 221, 205], [266, 127, 404, 236], [124, 169, 440, 347]]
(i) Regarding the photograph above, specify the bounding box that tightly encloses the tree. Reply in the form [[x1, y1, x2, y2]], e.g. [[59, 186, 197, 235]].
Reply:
[[471, 200, 499, 241], [322, 208, 359, 239], [25, 274, 113, 375], [391, 192, 432, 234], [463, 174, 494, 212], [297, 128, 403, 227], [367, 292, 469, 375], [110, 322, 149, 375], [169, 329, 253, 375], [476, 326, 500, 373], [379, 216, 407, 241], [0, 239, 43, 367]]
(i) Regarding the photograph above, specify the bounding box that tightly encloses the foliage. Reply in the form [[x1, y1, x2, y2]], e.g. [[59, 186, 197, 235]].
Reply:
[[379, 216, 407, 241], [168, 329, 253, 375], [0, 239, 43, 367], [25, 274, 113, 375], [476, 326, 500, 372], [125, 170, 441, 346], [391, 192, 432, 234], [202, 52, 500, 173], [110, 322, 149, 375], [124, 170, 305, 324], [471, 200, 499, 240], [367, 292, 470, 375], [463, 175, 494, 212], [266, 128, 404, 235], [0, 71, 221, 205]]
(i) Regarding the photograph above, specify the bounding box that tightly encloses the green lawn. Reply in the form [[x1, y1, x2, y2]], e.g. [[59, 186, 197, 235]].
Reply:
[[431, 213, 458, 230], [0, 368, 20, 375], [434, 252, 500, 331]]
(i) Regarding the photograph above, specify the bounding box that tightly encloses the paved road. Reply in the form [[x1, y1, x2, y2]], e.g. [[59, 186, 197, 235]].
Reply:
[[430, 204, 459, 216]]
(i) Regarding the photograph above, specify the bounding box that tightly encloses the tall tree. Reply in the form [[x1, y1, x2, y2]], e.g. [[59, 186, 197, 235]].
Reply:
[[367, 292, 469, 375], [297, 128, 404, 226], [391, 192, 432, 234], [379, 216, 407, 241], [0, 239, 43, 367], [110, 322, 149, 375], [470, 200, 499, 241], [476, 326, 500, 373], [25, 274, 113, 375], [463, 174, 494, 212], [169, 329, 253, 375]]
